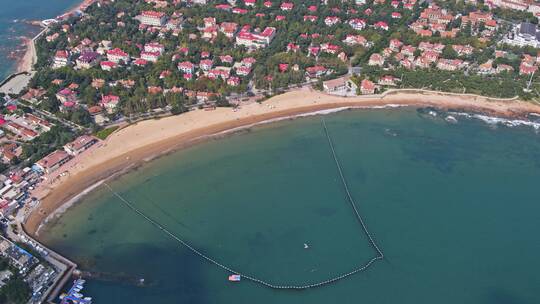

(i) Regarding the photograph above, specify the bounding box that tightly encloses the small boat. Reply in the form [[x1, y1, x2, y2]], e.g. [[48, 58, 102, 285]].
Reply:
[[304, 243, 309, 249], [228, 274, 241, 282]]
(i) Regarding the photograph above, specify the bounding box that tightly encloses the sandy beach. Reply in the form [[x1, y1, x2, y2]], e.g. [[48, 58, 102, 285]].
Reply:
[[23, 88, 540, 236], [16, 37, 34, 73]]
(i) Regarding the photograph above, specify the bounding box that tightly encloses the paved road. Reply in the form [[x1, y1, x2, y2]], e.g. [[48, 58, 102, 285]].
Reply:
[[0, 72, 35, 95]]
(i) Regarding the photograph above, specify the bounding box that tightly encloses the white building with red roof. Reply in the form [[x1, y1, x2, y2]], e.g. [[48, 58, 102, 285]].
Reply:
[[107, 48, 130, 63], [349, 18, 366, 30], [360, 79, 376, 94], [144, 42, 165, 54], [305, 66, 327, 78], [220, 22, 239, 38], [343, 35, 368, 46], [241, 57, 256, 67], [100, 61, 117, 71], [64, 135, 98, 156], [374, 21, 389, 31], [141, 51, 161, 62], [324, 16, 341, 26], [235, 26, 276, 49], [100, 95, 120, 112], [389, 39, 403, 51], [368, 53, 385, 66], [53, 50, 70, 68], [35, 150, 71, 174], [139, 11, 167, 27], [200, 59, 214, 71], [520, 62, 538, 75], [178, 61, 195, 73], [227, 77, 240, 86], [236, 66, 251, 76], [280, 2, 294, 10], [437, 59, 465, 71], [321, 43, 340, 54]]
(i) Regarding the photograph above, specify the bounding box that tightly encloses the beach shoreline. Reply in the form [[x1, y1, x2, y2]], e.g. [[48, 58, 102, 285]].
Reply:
[[11, 0, 96, 74], [16, 36, 34, 73], [23, 88, 540, 237]]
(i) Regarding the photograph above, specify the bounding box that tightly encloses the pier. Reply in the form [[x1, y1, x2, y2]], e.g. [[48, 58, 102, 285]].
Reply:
[[103, 118, 384, 290]]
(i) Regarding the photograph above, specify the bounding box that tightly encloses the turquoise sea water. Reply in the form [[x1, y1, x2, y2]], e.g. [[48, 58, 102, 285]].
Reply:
[[0, 0, 80, 79], [41, 108, 540, 303]]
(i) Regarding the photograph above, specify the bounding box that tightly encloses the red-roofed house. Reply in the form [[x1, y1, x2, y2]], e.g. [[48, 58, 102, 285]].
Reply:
[[56, 88, 78, 103], [64, 135, 98, 156], [280, 2, 294, 10], [134, 58, 148, 66], [140, 11, 167, 27], [232, 8, 248, 14], [100, 95, 120, 112], [236, 66, 251, 76], [305, 66, 327, 78], [368, 53, 385, 66], [324, 16, 340, 26], [53, 50, 70, 68], [200, 59, 213, 71], [178, 61, 195, 73], [235, 26, 276, 49], [227, 76, 241, 86], [100, 61, 117, 71], [349, 18, 366, 30], [219, 22, 238, 38], [374, 21, 389, 31], [520, 63, 538, 75], [360, 79, 376, 94], [343, 35, 368, 46], [321, 43, 340, 54], [107, 48, 130, 63], [389, 39, 403, 51], [141, 51, 160, 62], [35, 150, 71, 174]]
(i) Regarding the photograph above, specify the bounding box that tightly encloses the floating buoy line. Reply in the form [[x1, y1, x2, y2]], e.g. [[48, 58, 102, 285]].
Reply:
[[104, 118, 384, 289]]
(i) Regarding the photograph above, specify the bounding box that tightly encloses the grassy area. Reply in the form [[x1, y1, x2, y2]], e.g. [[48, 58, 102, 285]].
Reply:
[[94, 126, 119, 140]]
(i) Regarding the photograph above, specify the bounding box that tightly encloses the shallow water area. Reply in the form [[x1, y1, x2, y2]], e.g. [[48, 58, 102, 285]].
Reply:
[[41, 109, 540, 303]]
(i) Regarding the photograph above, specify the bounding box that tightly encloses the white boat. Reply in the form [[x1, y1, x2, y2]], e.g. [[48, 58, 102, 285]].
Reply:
[[228, 274, 241, 282], [304, 243, 309, 249]]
